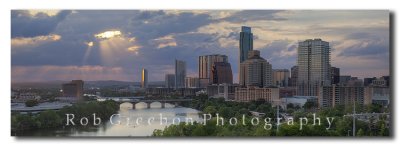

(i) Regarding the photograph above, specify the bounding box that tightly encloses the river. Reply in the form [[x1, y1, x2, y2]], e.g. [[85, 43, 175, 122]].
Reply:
[[15, 103, 202, 137]]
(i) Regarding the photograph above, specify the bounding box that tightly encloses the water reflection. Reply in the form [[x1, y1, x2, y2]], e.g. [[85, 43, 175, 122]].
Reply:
[[18, 104, 202, 137]]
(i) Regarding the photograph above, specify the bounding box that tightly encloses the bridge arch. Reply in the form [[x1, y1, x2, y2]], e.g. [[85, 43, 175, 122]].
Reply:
[[150, 102, 162, 108], [134, 102, 148, 109], [120, 102, 133, 110]]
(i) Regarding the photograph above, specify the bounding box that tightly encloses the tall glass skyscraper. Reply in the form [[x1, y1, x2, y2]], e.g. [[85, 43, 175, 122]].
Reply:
[[297, 39, 331, 96], [175, 59, 186, 89], [239, 26, 253, 63]]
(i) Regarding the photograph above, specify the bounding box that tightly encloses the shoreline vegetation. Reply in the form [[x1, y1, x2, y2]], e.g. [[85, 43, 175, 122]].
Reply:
[[153, 95, 390, 137], [10, 95, 389, 137], [11, 100, 119, 136]]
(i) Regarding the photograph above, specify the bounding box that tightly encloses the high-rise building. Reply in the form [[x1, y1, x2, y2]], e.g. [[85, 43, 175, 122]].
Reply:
[[141, 68, 148, 88], [289, 65, 298, 87], [319, 85, 364, 108], [211, 62, 233, 84], [330, 66, 340, 85], [239, 26, 253, 82], [175, 59, 186, 89], [272, 69, 289, 87], [239, 26, 253, 63], [239, 50, 272, 87], [165, 74, 175, 88], [62, 80, 84, 99], [297, 39, 331, 96], [185, 77, 200, 88], [198, 54, 228, 87]]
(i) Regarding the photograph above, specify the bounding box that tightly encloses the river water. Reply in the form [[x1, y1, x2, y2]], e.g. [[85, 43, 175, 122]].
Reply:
[[15, 103, 202, 137]]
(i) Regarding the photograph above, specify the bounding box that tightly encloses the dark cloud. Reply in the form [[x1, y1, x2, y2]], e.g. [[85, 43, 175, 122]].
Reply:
[[11, 10, 72, 38], [11, 10, 389, 81], [338, 32, 389, 58], [222, 10, 286, 22], [338, 42, 389, 58], [127, 11, 213, 41]]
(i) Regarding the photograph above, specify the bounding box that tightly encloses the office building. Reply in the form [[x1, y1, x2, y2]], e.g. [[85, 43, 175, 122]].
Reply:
[[185, 77, 200, 88], [239, 50, 272, 87], [319, 85, 364, 108], [175, 59, 186, 89], [165, 74, 175, 88], [297, 39, 331, 96], [273, 69, 289, 87], [330, 66, 340, 85], [198, 54, 228, 87], [211, 62, 233, 84], [62, 80, 84, 99], [239, 26, 253, 63]]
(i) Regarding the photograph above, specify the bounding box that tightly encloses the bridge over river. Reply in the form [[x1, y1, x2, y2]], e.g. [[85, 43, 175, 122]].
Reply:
[[96, 96, 193, 109]]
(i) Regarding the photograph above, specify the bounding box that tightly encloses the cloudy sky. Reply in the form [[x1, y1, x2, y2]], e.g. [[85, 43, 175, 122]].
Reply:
[[11, 10, 389, 83]]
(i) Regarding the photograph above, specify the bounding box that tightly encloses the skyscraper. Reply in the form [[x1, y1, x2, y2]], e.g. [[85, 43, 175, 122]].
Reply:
[[239, 26, 254, 83], [211, 62, 233, 84], [198, 54, 228, 87], [297, 39, 331, 96], [239, 50, 272, 88], [175, 59, 186, 89], [141, 68, 148, 88], [239, 26, 253, 63], [165, 74, 175, 88]]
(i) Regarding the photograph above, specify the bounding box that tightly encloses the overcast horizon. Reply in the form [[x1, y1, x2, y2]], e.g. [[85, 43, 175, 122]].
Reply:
[[11, 10, 390, 83]]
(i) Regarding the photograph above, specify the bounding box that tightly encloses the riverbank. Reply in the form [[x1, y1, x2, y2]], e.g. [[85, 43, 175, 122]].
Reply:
[[11, 100, 119, 136]]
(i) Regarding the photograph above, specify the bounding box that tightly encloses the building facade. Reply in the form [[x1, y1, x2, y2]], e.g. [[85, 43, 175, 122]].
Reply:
[[185, 77, 200, 88], [62, 80, 84, 99], [297, 39, 331, 96], [207, 83, 238, 100], [235, 86, 279, 103], [165, 74, 175, 88], [175, 59, 186, 89], [319, 85, 365, 108], [211, 62, 233, 84], [289, 65, 298, 87], [239, 50, 272, 88], [239, 26, 253, 63], [198, 54, 228, 87], [273, 69, 289, 87], [330, 66, 340, 85], [141, 68, 148, 88]]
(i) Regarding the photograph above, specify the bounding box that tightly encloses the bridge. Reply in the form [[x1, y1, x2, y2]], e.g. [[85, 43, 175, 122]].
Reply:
[[96, 97, 192, 109]]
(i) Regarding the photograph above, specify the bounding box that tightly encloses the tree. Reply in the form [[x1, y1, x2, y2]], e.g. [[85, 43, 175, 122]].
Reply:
[[357, 129, 365, 136], [25, 99, 39, 107], [303, 101, 316, 110], [203, 106, 217, 116]]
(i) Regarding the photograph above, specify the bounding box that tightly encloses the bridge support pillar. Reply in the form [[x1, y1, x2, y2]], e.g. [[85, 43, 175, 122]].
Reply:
[[161, 102, 165, 108], [132, 103, 136, 109], [147, 102, 151, 109]]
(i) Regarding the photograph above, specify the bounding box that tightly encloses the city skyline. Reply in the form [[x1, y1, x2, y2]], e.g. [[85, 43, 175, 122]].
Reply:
[[11, 10, 389, 83]]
